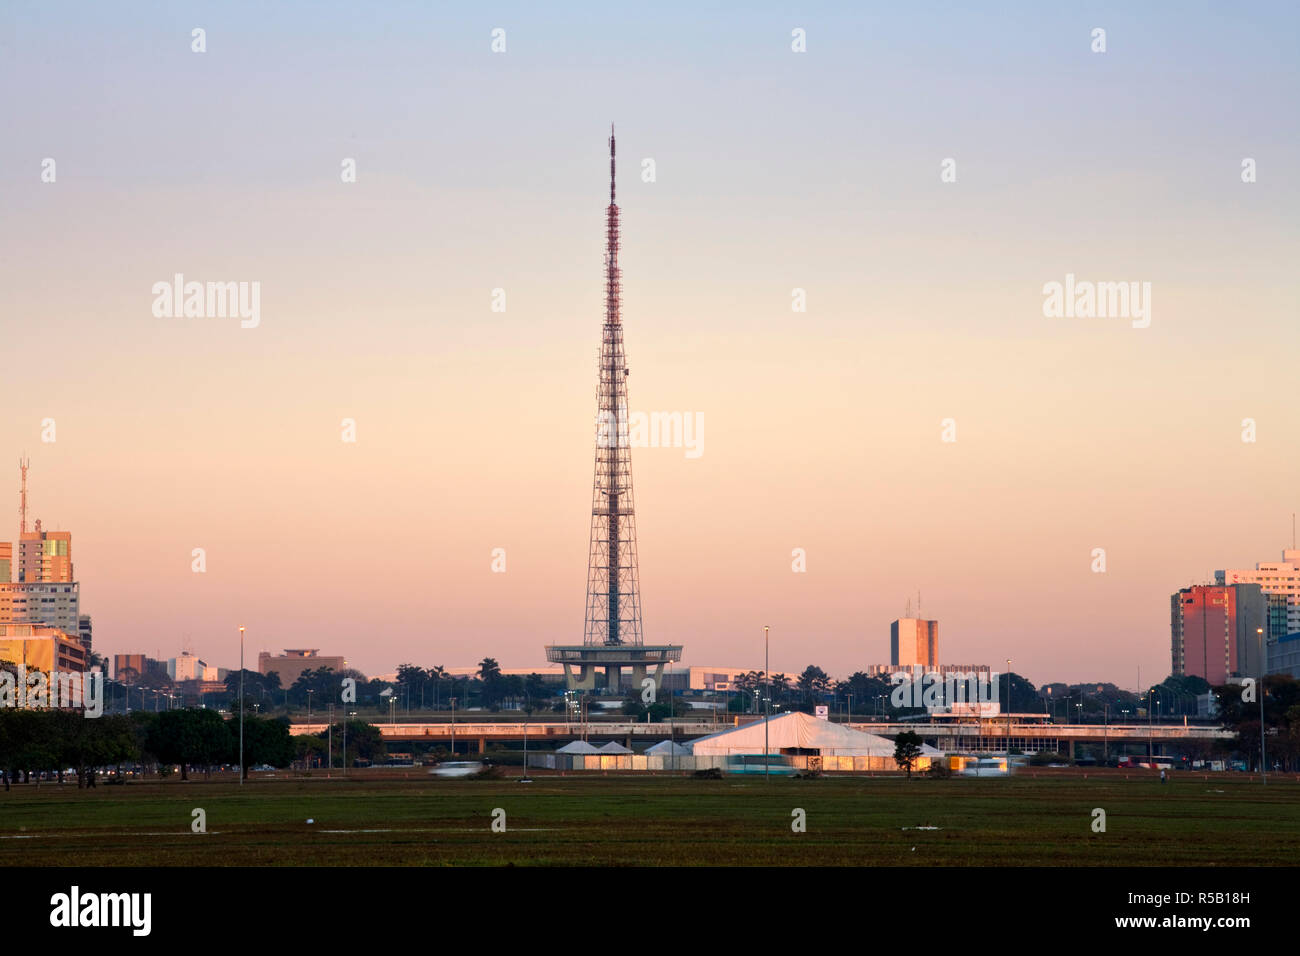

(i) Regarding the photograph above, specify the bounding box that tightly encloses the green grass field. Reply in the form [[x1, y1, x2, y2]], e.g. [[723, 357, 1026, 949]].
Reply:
[[1, 770, 1296, 866]]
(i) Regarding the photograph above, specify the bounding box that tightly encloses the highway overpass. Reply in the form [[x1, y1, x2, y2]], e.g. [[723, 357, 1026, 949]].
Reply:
[[291, 718, 1233, 758]]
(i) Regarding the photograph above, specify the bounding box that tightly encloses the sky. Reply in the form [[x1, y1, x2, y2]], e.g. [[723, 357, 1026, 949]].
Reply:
[[0, 1, 1297, 688]]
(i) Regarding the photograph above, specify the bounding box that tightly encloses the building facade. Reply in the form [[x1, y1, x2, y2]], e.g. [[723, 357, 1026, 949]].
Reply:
[[1217, 549, 1300, 635], [169, 651, 206, 682], [18, 528, 73, 583], [113, 653, 167, 684], [0, 581, 81, 634], [258, 648, 347, 687], [891, 618, 939, 667], [1171, 583, 1267, 684], [1271, 632, 1300, 680], [0, 623, 88, 673]]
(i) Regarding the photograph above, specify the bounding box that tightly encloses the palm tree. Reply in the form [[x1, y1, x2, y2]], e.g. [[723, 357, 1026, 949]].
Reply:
[[430, 665, 448, 709]]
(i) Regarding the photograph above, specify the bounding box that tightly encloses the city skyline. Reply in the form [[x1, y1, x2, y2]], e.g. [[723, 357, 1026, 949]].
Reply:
[[2, 3, 1296, 687]]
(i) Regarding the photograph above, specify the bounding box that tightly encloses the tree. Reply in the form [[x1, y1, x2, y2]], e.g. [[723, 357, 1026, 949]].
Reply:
[[232, 715, 294, 779], [768, 673, 792, 708], [148, 708, 229, 780], [295, 734, 327, 769], [224, 669, 281, 706], [796, 665, 832, 710], [893, 731, 923, 778], [336, 719, 386, 766], [478, 658, 505, 709], [51, 711, 137, 789]]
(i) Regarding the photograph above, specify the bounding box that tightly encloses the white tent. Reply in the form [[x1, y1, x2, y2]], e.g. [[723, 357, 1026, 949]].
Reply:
[[643, 739, 693, 756], [598, 741, 632, 754], [556, 740, 603, 754], [689, 711, 943, 757]]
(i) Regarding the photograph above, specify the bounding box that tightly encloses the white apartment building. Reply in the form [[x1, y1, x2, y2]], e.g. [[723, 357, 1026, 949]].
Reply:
[[169, 651, 206, 682], [1217, 549, 1300, 635], [0, 581, 81, 636]]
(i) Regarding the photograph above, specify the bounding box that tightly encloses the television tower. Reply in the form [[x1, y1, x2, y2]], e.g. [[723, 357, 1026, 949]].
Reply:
[[583, 124, 643, 648], [547, 126, 680, 692]]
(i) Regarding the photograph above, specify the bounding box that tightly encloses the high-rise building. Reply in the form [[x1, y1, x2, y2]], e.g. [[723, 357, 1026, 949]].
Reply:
[[0, 542, 11, 583], [1171, 583, 1267, 684], [891, 618, 939, 667], [1217, 549, 1300, 635], [18, 526, 73, 583], [0, 581, 81, 634]]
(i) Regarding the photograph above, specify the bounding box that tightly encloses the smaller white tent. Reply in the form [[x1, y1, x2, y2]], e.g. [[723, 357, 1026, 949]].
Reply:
[[556, 740, 603, 754], [643, 739, 692, 756], [598, 741, 632, 754]]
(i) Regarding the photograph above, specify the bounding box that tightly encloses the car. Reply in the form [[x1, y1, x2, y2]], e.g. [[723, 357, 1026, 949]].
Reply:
[[430, 761, 484, 778]]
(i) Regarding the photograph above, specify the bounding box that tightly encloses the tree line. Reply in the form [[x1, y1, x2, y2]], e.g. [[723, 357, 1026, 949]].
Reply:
[[0, 708, 305, 791]]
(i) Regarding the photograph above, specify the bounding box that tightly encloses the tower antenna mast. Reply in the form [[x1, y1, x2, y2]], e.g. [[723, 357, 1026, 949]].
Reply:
[[18, 457, 30, 535]]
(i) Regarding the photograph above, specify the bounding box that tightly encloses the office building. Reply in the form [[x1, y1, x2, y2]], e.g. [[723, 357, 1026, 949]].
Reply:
[[258, 648, 347, 687], [0, 542, 10, 583], [1171, 583, 1267, 684], [891, 618, 939, 667], [0, 581, 81, 634], [18, 527, 73, 583], [1217, 549, 1300, 635], [169, 651, 206, 682], [0, 623, 88, 673], [113, 654, 167, 684]]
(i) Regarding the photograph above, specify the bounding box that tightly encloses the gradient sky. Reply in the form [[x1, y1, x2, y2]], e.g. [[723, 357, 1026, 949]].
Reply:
[[1, 1, 1297, 688]]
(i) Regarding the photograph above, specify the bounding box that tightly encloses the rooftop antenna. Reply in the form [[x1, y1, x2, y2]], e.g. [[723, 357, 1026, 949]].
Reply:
[[608, 122, 616, 204], [18, 457, 29, 535], [904, 596, 913, 619], [917, 589, 922, 619]]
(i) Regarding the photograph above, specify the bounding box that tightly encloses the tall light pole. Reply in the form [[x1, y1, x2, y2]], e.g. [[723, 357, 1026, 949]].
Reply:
[[1103, 702, 1109, 764], [1257, 625, 1267, 784], [764, 625, 770, 782], [238, 626, 245, 786], [450, 697, 457, 757], [1005, 658, 1012, 767]]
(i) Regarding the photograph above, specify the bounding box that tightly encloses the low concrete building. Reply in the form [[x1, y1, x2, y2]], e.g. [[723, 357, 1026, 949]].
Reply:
[[258, 648, 348, 686]]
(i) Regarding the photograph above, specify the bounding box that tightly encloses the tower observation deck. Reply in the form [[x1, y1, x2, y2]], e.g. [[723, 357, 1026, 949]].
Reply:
[[545, 126, 682, 693]]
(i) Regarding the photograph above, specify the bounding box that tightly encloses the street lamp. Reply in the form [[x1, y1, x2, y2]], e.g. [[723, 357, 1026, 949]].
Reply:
[[1257, 626, 1267, 784], [1005, 658, 1012, 765], [238, 626, 245, 787], [450, 697, 457, 757], [764, 625, 770, 782]]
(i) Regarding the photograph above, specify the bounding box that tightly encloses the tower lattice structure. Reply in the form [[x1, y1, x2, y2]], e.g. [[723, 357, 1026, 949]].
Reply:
[[583, 125, 644, 648]]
